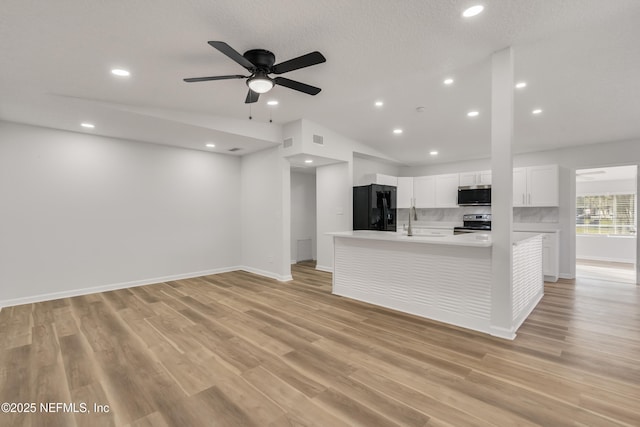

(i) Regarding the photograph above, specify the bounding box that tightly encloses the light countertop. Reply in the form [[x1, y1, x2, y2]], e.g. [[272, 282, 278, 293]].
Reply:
[[328, 230, 492, 247], [328, 230, 544, 248]]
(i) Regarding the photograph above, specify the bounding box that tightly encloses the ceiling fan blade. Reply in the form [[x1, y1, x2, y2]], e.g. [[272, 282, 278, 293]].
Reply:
[[208, 41, 256, 70], [245, 89, 259, 104], [274, 77, 321, 95], [272, 51, 326, 74], [183, 75, 246, 83]]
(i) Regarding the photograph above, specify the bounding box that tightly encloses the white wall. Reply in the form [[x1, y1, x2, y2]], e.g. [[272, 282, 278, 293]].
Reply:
[[290, 171, 316, 262], [280, 119, 400, 273], [400, 139, 640, 280], [240, 146, 291, 281], [0, 121, 242, 306], [576, 235, 636, 263], [352, 155, 400, 186], [576, 178, 636, 195], [316, 162, 351, 271]]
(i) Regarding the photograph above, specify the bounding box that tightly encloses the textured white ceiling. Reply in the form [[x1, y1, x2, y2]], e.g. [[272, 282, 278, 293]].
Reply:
[[1, 0, 639, 164]]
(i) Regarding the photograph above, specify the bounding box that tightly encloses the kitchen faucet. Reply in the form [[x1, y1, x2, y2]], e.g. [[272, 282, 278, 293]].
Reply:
[[407, 199, 416, 236]]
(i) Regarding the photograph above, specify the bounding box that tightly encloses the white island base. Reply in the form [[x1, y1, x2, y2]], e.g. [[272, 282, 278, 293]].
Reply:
[[330, 231, 544, 339]]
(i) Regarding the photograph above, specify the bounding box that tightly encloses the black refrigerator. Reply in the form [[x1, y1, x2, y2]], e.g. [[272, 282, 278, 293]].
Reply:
[[353, 184, 397, 231]]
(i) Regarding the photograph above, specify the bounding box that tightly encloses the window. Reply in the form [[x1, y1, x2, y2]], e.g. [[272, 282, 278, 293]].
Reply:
[[576, 194, 636, 235]]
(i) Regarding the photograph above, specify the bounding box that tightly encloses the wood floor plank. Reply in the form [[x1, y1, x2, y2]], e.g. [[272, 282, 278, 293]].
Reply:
[[1, 263, 638, 426]]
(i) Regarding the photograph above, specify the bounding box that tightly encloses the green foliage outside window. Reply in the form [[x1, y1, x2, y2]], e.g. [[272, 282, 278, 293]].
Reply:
[[576, 194, 636, 235]]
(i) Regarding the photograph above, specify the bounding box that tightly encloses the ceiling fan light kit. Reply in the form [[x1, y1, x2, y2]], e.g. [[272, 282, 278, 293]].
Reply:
[[184, 41, 326, 103], [247, 71, 274, 93]]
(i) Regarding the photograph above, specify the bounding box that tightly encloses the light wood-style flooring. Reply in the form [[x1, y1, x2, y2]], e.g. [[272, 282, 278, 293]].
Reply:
[[1, 262, 639, 426], [576, 258, 636, 284]]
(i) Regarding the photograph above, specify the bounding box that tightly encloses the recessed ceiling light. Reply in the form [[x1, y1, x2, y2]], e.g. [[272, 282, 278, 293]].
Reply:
[[393, 128, 403, 134], [462, 5, 484, 18], [532, 109, 543, 115], [467, 111, 479, 117], [430, 151, 438, 156], [375, 101, 384, 107], [267, 100, 279, 106], [444, 78, 454, 85], [81, 123, 95, 128], [205, 143, 216, 148], [515, 82, 527, 89], [304, 159, 313, 164], [111, 69, 130, 77]]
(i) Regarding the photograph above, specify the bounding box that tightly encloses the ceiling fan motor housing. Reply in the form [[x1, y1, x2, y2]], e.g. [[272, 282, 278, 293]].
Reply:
[[243, 49, 276, 71]]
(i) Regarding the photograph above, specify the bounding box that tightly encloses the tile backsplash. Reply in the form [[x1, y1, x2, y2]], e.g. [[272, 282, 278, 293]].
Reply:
[[397, 206, 559, 224], [513, 207, 559, 223]]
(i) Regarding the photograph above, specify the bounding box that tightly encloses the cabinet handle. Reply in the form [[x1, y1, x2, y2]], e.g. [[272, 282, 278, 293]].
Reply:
[[522, 194, 525, 204], [528, 193, 531, 204]]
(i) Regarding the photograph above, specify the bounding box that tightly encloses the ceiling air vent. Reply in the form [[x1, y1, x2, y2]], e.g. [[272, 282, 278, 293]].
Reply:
[[312, 134, 324, 145], [283, 137, 293, 148], [228, 147, 242, 152]]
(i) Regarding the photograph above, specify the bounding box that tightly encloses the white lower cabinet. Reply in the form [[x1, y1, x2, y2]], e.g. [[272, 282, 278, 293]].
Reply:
[[541, 231, 560, 282], [515, 230, 560, 282]]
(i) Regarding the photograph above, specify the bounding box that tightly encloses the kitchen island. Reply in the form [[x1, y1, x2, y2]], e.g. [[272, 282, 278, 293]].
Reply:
[[328, 230, 543, 339]]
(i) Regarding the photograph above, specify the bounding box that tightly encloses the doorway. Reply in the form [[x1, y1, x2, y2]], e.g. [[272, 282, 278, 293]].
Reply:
[[575, 165, 637, 284], [290, 168, 317, 265]]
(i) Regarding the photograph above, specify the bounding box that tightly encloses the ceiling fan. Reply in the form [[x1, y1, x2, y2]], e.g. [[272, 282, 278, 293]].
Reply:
[[184, 41, 326, 104]]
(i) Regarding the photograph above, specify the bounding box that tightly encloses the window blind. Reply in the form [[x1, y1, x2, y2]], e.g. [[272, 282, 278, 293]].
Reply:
[[576, 194, 636, 235]]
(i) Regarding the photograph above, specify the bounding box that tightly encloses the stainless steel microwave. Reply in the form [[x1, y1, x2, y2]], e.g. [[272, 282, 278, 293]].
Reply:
[[457, 185, 491, 206]]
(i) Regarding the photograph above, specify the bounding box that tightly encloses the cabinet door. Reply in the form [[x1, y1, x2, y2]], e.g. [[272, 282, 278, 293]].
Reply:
[[478, 170, 492, 185], [513, 168, 527, 206], [542, 242, 552, 276], [541, 232, 559, 281], [527, 165, 559, 207], [435, 174, 460, 207], [413, 176, 435, 208], [458, 172, 477, 187], [396, 177, 414, 209]]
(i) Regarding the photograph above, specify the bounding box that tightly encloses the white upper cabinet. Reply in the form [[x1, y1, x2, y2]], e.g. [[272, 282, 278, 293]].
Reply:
[[411, 174, 460, 208], [513, 165, 559, 207], [396, 177, 414, 209], [513, 168, 528, 207], [413, 175, 436, 208], [364, 173, 397, 186], [528, 165, 559, 206], [435, 174, 460, 207], [459, 170, 492, 186]]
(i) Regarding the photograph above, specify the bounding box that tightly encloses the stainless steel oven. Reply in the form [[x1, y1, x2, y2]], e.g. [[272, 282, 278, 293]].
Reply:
[[453, 214, 492, 234]]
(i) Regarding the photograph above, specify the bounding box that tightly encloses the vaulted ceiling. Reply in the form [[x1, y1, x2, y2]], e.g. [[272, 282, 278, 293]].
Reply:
[[2, 0, 639, 165]]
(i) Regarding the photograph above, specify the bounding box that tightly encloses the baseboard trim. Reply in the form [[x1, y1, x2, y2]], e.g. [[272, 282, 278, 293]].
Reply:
[[315, 264, 333, 273], [239, 266, 293, 282], [489, 326, 517, 340], [0, 266, 242, 309], [577, 256, 635, 264], [559, 273, 575, 280]]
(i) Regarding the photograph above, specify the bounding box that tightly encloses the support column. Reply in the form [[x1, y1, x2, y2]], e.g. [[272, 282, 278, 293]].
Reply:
[[637, 168, 640, 285], [490, 47, 515, 337]]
